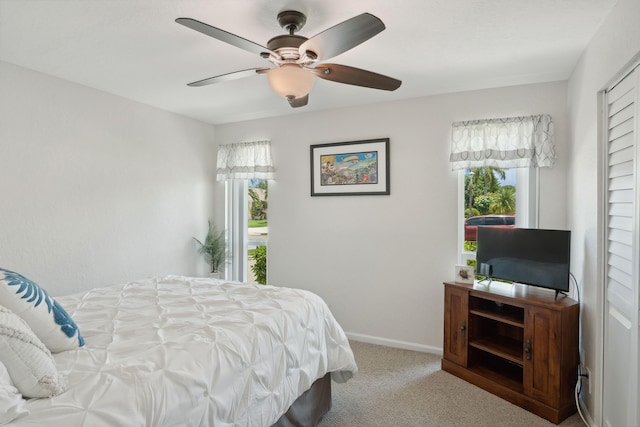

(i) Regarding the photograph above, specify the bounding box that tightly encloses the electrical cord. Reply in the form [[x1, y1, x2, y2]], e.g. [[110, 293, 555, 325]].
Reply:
[[571, 272, 581, 304], [575, 365, 590, 425], [570, 272, 589, 426]]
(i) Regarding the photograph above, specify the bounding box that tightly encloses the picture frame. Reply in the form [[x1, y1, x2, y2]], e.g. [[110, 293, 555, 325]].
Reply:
[[310, 138, 390, 196], [455, 265, 475, 284]]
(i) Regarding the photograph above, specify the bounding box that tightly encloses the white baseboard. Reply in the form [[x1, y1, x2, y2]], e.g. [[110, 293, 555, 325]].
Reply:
[[346, 332, 442, 355]]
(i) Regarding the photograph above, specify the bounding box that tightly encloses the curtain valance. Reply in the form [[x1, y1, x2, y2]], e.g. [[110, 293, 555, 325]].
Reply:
[[216, 141, 275, 181], [449, 115, 555, 170]]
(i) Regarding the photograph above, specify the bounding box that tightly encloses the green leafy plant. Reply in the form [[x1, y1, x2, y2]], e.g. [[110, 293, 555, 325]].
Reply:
[[193, 219, 225, 273], [464, 241, 477, 252], [250, 245, 267, 285]]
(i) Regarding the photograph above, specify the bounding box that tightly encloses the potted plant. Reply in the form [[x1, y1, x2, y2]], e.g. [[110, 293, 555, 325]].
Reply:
[[193, 219, 225, 278]]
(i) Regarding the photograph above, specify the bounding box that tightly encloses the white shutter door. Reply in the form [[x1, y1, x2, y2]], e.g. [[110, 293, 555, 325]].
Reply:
[[603, 66, 639, 427]]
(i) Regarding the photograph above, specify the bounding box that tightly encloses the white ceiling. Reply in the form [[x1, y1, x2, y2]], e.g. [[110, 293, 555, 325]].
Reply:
[[0, 0, 618, 125]]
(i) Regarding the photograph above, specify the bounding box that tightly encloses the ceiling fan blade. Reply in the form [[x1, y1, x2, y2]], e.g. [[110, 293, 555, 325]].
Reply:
[[176, 18, 275, 58], [187, 68, 269, 87], [287, 94, 309, 108], [311, 64, 401, 91], [299, 13, 385, 61]]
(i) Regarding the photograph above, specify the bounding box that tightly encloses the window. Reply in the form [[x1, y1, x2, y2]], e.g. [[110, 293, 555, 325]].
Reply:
[[217, 141, 275, 283], [459, 167, 538, 266], [224, 178, 269, 284], [450, 115, 554, 267]]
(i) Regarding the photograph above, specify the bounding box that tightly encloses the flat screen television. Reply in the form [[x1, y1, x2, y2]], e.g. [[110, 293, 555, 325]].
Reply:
[[476, 227, 571, 295]]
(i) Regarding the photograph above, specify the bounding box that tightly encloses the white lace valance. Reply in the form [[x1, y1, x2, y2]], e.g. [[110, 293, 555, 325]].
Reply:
[[449, 115, 555, 170], [216, 141, 275, 181]]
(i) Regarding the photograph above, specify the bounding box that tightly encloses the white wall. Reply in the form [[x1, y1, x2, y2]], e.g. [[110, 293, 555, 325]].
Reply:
[[215, 80, 569, 352], [0, 61, 218, 296], [567, 0, 640, 422]]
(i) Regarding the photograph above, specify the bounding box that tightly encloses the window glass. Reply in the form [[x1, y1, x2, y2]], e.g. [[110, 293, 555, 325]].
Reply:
[[248, 179, 268, 284], [461, 167, 519, 267]]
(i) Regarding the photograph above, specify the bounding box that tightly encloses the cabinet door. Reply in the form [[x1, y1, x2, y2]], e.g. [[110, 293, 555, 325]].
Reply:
[[523, 306, 561, 407], [443, 285, 468, 366]]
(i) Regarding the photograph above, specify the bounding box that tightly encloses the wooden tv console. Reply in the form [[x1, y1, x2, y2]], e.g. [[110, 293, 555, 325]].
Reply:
[[441, 281, 579, 424]]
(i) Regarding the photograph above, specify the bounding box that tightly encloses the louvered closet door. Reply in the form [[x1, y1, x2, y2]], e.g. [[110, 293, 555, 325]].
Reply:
[[603, 65, 639, 427]]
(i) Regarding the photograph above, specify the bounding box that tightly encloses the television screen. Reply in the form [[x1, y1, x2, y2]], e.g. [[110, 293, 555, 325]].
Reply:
[[476, 227, 571, 293]]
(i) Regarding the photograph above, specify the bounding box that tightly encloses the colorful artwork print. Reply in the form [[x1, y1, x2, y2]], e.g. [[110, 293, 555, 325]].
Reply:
[[320, 151, 379, 186], [310, 138, 389, 196]]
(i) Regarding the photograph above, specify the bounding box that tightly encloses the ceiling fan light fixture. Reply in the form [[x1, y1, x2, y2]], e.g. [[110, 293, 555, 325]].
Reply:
[[267, 64, 315, 99]]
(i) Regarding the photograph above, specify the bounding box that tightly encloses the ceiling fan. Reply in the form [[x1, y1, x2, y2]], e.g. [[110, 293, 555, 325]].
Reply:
[[176, 10, 402, 108]]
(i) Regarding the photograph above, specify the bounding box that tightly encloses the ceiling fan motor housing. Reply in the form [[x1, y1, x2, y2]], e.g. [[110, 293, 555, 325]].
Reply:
[[267, 35, 306, 54], [266, 34, 319, 64], [267, 11, 319, 63]]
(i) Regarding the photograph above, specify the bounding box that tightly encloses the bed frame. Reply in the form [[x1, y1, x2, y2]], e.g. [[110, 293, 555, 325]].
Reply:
[[273, 373, 332, 427]]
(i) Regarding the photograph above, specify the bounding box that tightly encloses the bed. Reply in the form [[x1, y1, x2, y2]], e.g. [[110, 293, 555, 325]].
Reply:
[[1, 274, 357, 426]]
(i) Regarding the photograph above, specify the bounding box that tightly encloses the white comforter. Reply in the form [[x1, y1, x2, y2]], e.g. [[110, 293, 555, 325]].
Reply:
[[12, 275, 357, 426]]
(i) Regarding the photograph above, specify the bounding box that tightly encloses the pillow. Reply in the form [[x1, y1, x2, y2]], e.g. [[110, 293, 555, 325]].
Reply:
[[0, 305, 67, 398], [0, 268, 84, 353], [0, 359, 28, 425]]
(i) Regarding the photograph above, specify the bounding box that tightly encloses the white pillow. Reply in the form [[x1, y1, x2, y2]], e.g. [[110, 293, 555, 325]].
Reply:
[[0, 268, 84, 353], [0, 305, 67, 398], [0, 359, 28, 425]]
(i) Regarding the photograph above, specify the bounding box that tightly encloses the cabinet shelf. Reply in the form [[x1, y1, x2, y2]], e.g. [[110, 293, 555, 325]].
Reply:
[[469, 294, 524, 327], [469, 308, 524, 328], [468, 363, 524, 394], [469, 336, 523, 365]]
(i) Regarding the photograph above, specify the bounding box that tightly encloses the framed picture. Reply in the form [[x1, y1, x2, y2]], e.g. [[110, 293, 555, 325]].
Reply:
[[310, 138, 390, 196], [455, 265, 475, 284]]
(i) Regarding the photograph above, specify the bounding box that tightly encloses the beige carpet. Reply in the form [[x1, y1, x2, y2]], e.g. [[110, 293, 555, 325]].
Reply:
[[321, 341, 586, 427]]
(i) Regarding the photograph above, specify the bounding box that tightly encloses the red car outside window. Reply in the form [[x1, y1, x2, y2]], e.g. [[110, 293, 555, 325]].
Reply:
[[464, 214, 515, 241]]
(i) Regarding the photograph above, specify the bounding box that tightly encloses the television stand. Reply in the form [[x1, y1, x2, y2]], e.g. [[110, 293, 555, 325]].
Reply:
[[442, 281, 579, 424]]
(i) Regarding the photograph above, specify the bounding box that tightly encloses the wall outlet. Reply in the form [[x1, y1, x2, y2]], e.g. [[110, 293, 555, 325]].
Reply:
[[585, 366, 592, 394]]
